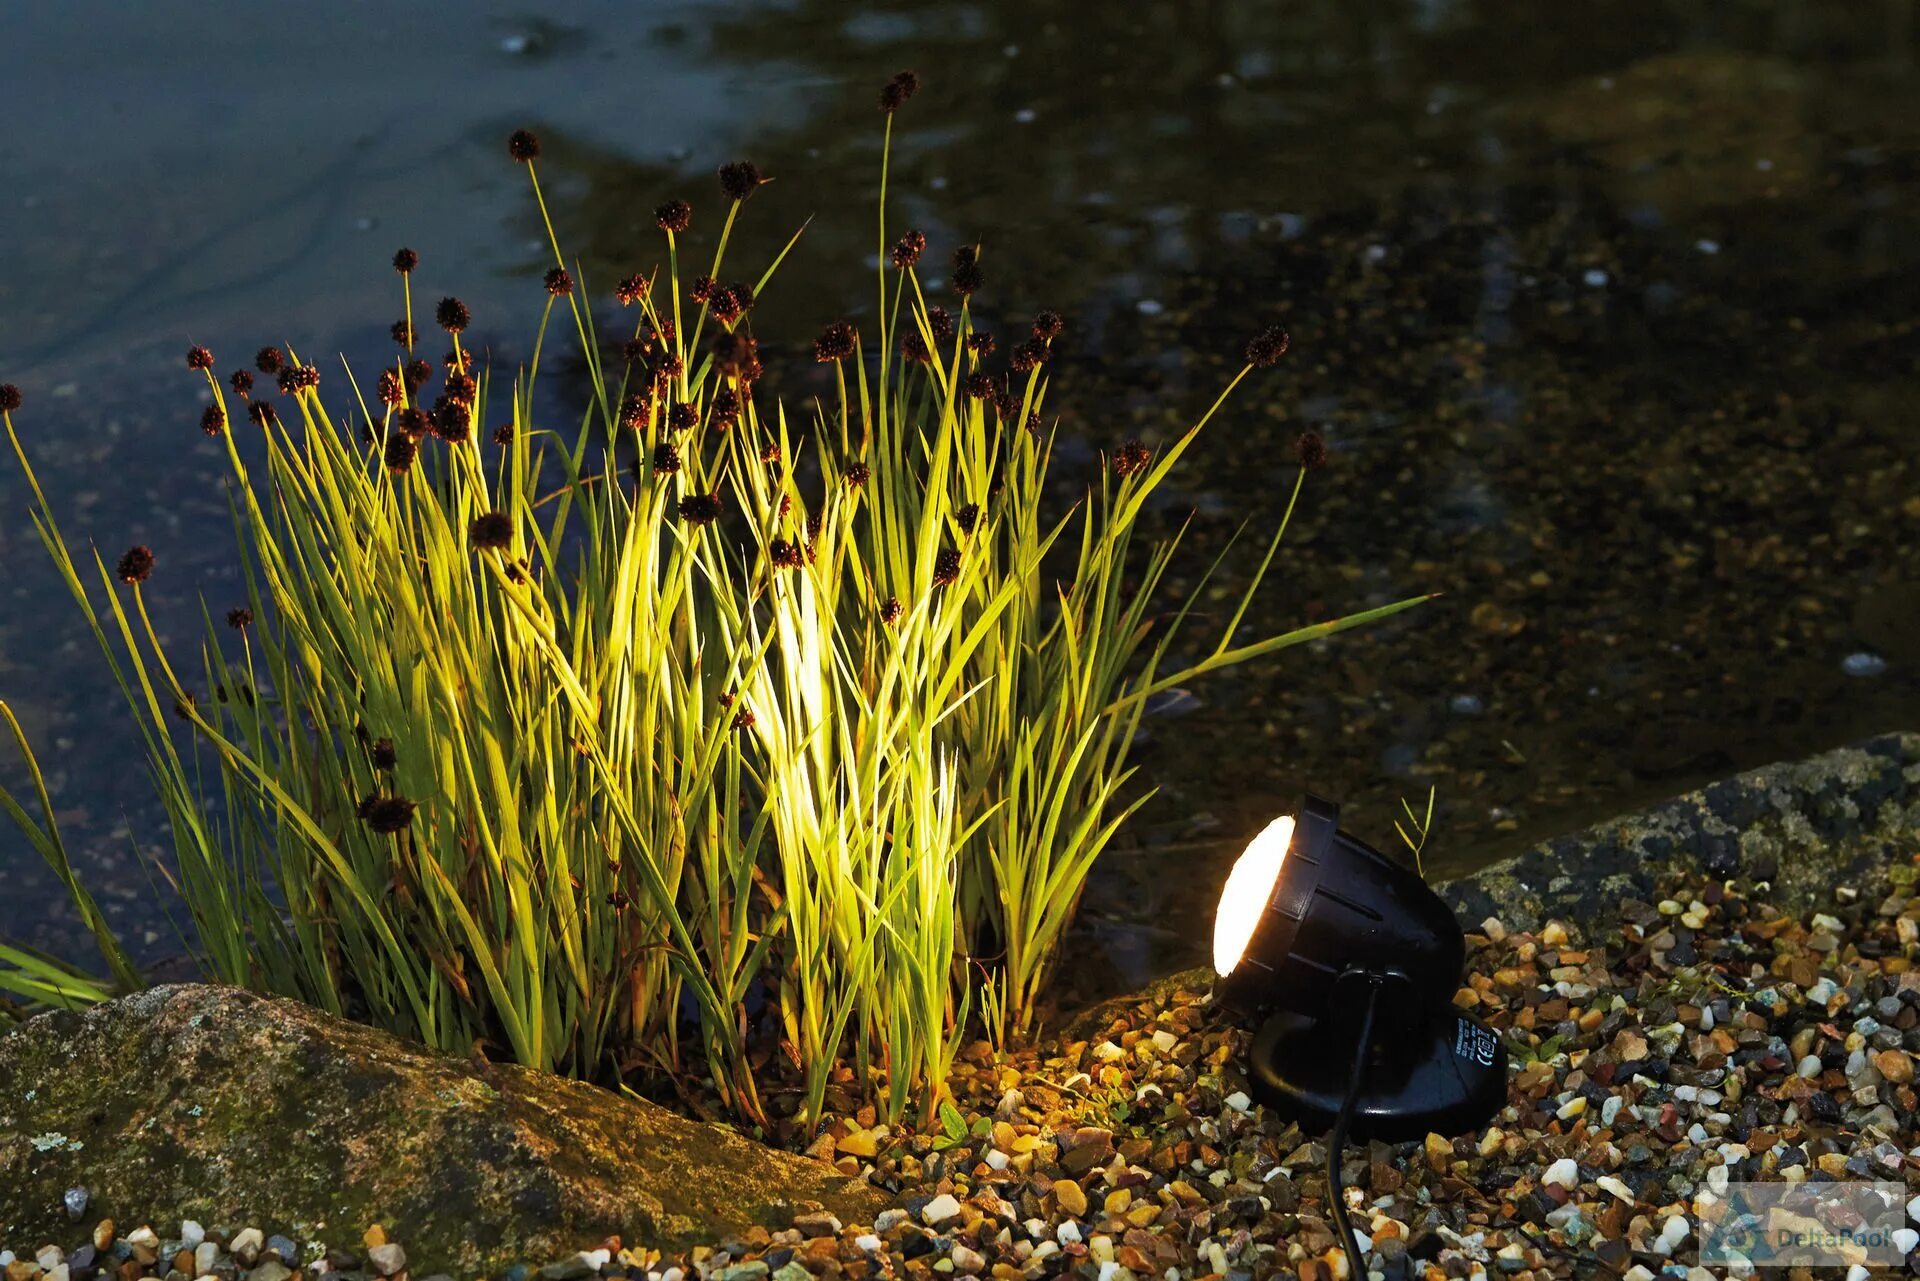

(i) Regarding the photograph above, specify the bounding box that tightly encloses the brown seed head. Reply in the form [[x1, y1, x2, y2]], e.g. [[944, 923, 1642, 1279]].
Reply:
[[370, 738, 397, 770], [1032, 309, 1064, 340], [844, 462, 871, 488], [390, 320, 415, 347], [357, 794, 416, 835], [890, 230, 926, 270], [186, 345, 215, 371], [1246, 325, 1291, 367], [507, 129, 541, 163], [435, 296, 471, 334], [655, 199, 692, 233], [116, 545, 155, 584], [543, 266, 574, 296], [932, 547, 963, 588], [393, 247, 419, 274], [469, 511, 513, 551], [1113, 438, 1153, 478], [653, 442, 681, 475], [229, 370, 254, 396], [200, 404, 226, 436], [814, 320, 858, 363], [255, 347, 284, 374], [880, 595, 904, 626], [384, 433, 418, 473], [226, 607, 253, 630], [1296, 431, 1328, 471], [614, 273, 649, 306], [678, 491, 723, 526], [717, 160, 761, 202]]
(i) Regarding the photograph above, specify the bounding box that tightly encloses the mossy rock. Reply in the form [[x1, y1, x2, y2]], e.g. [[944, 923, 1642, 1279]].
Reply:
[[0, 985, 883, 1274]]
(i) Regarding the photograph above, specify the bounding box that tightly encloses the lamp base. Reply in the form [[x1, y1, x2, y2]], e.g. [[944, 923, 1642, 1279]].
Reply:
[[1247, 1005, 1507, 1143]]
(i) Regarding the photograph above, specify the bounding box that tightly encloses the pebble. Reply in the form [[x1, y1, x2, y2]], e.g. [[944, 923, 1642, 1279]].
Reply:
[[919, 1194, 961, 1226], [1543, 1157, 1579, 1188], [1841, 651, 1888, 678], [367, 1243, 407, 1277], [61, 1191, 87, 1223]]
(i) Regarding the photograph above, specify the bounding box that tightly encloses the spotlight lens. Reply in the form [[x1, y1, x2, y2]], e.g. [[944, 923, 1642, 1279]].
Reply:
[[1213, 814, 1295, 976]]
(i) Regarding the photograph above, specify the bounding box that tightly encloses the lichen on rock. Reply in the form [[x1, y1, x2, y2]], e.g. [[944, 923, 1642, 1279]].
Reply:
[[0, 985, 883, 1274]]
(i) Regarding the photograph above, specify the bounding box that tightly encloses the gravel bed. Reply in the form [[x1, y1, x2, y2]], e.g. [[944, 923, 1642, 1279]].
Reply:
[[14, 858, 1920, 1279]]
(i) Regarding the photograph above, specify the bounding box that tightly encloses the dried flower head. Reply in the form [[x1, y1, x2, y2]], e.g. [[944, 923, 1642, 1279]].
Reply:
[[200, 404, 226, 436], [445, 372, 477, 404], [927, 306, 955, 343], [689, 275, 717, 304], [432, 397, 472, 443], [255, 346, 284, 374], [667, 401, 698, 433], [620, 337, 649, 364], [1009, 337, 1049, 373], [951, 245, 983, 296], [731, 707, 756, 731], [880, 595, 904, 626], [396, 407, 432, 439], [844, 461, 871, 488], [709, 282, 750, 325], [229, 369, 254, 396], [955, 502, 980, 534], [492, 422, 515, 445], [444, 348, 470, 373], [652, 441, 681, 475], [384, 433, 418, 473], [405, 358, 434, 391], [1032, 309, 1064, 340], [357, 794, 416, 835], [964, 371, 996, 401], [186, 345, 215, 371], [710, 387, 740, 426], [769, 538, 805, 570], [717, 160, 761, 202], [1246, 325, 1291, 367], [678, 491, 723, 526], [712, 332, 759, 380], [878, 69, 921, 112], [1113, 438, 1153, 478], [614, 273, 649, 306], [248, 401, 279, 428], [759, 440, 781, 464], [435, 296, 471, 334], [814, 320, 857, 363], [655, 199, 692, 233], [116, 545, 155, 584], [619, 393, 651, 430], [890, 229, 926, 270], [900, 332, 932, 365], [390, 320, 415, 347], [370, 738, 397, 770], [1296, 430, 1328, 471], [932, 546, 963, 588], [543, 266, 574, 296], [289, 363, 320, 392], [226, 607, 253, 630], [469, 511, 513, 551], [392, 247, 419, 274], [507, 129, 541, 163], [0, 384, 18, 413], [965, 332, 996, 357], [993, 388, 1021, 421]]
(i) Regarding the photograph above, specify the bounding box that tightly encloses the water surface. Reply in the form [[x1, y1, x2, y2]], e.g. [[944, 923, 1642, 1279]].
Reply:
[[2, 1, 1917, 999]]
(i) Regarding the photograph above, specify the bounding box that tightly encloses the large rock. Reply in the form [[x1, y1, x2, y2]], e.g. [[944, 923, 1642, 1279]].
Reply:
[[0, 985, 884, 1273]]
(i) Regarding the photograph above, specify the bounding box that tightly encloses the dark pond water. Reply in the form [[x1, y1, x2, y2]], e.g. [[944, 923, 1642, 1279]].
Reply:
[[3, 1, 1917, 999]]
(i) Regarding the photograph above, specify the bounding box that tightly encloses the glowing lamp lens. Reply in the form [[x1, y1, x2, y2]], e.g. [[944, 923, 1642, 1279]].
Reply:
[[1212, 814, 1295, 976]]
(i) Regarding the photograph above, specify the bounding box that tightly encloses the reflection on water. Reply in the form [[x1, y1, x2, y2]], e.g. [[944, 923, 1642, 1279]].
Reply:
[[2, 2, 1916, 997]]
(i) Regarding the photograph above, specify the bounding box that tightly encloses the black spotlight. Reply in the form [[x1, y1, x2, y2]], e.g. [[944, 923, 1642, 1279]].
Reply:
[[1213, 797, 1507, 1268]]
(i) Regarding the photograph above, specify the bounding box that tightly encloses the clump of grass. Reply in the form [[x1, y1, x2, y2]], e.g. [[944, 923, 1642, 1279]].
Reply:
[[0, 76, 1424, 1131]]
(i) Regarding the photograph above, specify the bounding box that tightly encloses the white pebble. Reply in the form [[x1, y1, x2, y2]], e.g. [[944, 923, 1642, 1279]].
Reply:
[[1600, 1096, 1624, 1127], [1896, 1228, 1918, 1254], [1583, 268, 1610, 287], [1543, 1157, 1579, 1188], [179, 1222, 205, 1251], [854, 1235, 882, 1253], [1056, 1221, 1082, 1244], [922, 1193, 962, 1225], [985, 1149, 1009, 1170], [1846, 1266, 1870, 1281], [1224, 1090, 1252, 1113], [1797, 1055, 1823, 1078], [1597, 1176, 1635, 1203]]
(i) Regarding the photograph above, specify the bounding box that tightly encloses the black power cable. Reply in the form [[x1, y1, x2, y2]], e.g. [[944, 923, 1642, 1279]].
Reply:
[[1327, 975, 1385, 1280]]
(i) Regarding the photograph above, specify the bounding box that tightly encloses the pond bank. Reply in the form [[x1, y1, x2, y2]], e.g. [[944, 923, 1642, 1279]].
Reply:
[[4, 733, 1918, 1279]]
